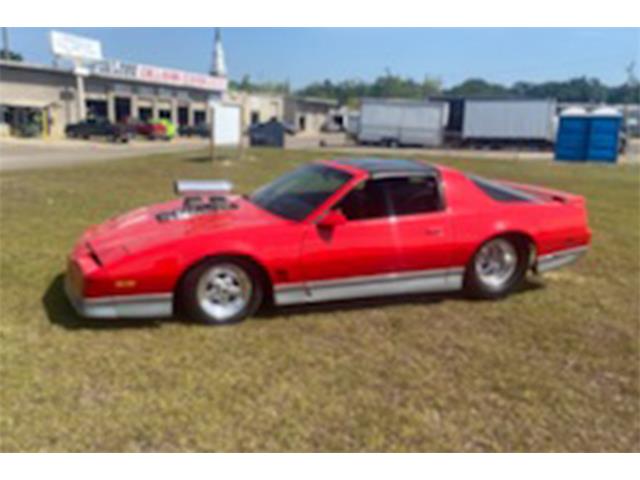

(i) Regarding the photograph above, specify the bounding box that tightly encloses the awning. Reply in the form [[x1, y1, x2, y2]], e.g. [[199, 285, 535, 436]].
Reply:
[[0, 99, 59, 109]]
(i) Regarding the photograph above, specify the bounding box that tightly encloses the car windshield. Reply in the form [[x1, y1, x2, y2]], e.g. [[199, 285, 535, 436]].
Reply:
[[249, 164, 352, 221]]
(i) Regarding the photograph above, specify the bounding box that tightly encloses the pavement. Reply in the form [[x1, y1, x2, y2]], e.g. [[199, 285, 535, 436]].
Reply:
[[2, 135, 638, 172], [0, 137, 210, 172], [291, 133, 640, 164], [287, 133, 553, 161]]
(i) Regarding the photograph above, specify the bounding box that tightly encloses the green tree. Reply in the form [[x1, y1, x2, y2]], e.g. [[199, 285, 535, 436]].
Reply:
[[0, 50, 22, 61], [444, 78, 510, 97], [297, 72, 441, 104], [229, 75, 289, 94]]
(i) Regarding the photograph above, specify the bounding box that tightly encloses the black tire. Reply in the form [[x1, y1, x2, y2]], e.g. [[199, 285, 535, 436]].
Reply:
[[178, 257, 264, 325], [464, 236, 529, 299]]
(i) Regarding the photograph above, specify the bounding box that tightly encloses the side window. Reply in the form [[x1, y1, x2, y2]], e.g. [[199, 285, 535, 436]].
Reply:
[[337, 176, 442, 221], [337, 180, 391, 221], [386, 176, 442, 216]]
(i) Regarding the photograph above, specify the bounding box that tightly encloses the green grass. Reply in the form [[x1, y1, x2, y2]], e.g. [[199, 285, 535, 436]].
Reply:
[[1, 148, 638, 452]]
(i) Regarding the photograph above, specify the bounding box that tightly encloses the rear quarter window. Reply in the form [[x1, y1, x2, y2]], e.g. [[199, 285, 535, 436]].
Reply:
[[469, 175, 533, 203]]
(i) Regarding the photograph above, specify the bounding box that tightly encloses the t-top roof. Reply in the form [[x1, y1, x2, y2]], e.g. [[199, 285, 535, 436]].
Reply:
[[334, 157, 437, 176]]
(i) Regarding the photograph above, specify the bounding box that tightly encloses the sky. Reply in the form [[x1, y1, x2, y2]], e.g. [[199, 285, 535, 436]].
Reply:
[[5, 28, 639, 88]]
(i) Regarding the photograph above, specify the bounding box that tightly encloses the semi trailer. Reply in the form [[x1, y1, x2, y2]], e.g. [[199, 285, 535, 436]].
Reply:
[[460, 98, 557, 149], [357, 98, 448, 147]]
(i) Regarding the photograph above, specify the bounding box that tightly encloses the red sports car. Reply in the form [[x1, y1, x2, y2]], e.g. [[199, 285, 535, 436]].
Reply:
[[65, 158, 590, 325]]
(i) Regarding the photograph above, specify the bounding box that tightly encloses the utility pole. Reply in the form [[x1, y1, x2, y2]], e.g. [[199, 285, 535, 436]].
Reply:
[[624, 61, 637, 146], [209, 103, 216, 164]]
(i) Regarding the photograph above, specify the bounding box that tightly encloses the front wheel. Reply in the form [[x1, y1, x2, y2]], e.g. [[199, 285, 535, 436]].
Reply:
[[464, 237, 529, 299], [179, 258, 263, 325]]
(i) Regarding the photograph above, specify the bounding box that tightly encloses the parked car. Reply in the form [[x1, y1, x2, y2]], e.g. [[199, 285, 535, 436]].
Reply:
[[136, 120, 166, 140], [136, 119, 176, 140], [157, 119, 177, 140], [65, 158, 591, 325], [66, 118, 132, 143], [179, 123, 210, 138]]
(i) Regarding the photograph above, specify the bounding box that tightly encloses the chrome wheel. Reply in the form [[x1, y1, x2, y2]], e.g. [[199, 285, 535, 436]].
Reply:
[[474, 238, 518, 290], [196, 263, 253, 322]]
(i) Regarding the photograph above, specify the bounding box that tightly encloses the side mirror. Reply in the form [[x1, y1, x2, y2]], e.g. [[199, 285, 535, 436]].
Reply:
[[318, 209, 347, 228]]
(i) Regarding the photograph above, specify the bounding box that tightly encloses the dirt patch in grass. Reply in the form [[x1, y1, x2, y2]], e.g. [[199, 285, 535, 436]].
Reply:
[[1, 148, 638, 451]]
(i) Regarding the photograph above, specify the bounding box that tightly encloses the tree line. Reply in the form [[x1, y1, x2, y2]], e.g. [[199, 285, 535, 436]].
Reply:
[[5, 50, 637, 105], [231, 73, 639, 105]]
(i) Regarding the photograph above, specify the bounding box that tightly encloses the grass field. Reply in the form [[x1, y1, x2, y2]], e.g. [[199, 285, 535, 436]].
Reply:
[[0, 148, 638, 452]]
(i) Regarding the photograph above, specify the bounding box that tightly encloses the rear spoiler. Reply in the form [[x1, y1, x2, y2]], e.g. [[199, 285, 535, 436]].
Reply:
[[174, 180, 233, 196], [498, 180, 585, 205]]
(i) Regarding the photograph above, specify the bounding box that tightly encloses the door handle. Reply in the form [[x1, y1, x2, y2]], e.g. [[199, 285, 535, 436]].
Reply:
[[425, 227, 443, 236]]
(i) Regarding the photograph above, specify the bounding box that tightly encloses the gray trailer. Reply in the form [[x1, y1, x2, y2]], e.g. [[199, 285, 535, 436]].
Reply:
[[462, 98, 557, 148], [358, 98, 448, 147]]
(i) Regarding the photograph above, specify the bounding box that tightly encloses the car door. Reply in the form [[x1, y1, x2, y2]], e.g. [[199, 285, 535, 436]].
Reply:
[[383, 175, 459, 290], [299, 178, 404, 302], [383, 176, 455, 269]]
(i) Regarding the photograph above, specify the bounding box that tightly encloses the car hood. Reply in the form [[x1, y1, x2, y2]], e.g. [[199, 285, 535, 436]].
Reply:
[[81, 195, 280, 265]]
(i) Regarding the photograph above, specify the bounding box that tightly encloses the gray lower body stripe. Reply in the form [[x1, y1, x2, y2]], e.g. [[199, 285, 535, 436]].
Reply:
[[65, 277, 173, 319], [536, 246, 588, 273], [274, 267, 465, 306]]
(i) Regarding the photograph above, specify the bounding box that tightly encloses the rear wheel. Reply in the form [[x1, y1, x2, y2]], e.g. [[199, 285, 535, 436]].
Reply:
[[464, 237, 529, 299], [179, 258, 263, 325]]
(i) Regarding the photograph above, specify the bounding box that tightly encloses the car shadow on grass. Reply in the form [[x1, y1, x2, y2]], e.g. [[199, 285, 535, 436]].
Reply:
[[42, 274, 162, 330], [183, 154, 238, 163], [43, 272, 545, 329], [258, 278, 545, 320]]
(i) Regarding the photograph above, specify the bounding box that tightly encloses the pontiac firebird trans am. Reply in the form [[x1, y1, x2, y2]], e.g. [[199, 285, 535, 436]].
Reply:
[[65, 158, 591, 325]]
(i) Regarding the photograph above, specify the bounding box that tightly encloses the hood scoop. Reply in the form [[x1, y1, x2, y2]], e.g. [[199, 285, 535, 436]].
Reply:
[[156, 179, 238, 222]]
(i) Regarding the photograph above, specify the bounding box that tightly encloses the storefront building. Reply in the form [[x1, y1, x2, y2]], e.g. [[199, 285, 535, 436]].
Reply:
[[0, 59, 227, 138]]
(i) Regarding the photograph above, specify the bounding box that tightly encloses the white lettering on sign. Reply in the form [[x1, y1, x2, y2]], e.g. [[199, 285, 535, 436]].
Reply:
[[136, 65, 227, 92], [90, 59, 227, 92]]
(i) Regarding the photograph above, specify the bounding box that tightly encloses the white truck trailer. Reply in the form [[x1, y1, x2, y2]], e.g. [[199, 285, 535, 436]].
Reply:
[[357, 98, 448, 147], [461, 98, 557, 148]]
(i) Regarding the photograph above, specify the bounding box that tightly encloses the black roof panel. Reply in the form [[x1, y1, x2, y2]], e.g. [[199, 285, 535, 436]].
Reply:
[[334, 157, 437, 176]]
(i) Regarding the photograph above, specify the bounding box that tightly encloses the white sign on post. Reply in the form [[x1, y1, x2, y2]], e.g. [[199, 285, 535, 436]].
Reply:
[[50, 31, 103, 62], [210, 103, 242, 146]]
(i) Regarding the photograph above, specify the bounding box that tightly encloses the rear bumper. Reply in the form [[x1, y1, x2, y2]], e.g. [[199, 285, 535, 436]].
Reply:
[[536, 245, 588, 273], [64, 275, 173, 319]]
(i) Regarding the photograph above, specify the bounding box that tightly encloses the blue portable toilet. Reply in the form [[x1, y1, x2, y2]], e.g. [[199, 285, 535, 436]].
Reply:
[[586, 107, 622, 163], [555, 107, 589, 162], [555, 106, 623, 163]]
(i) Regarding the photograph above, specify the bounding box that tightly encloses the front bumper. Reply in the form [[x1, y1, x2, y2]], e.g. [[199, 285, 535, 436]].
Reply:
[[64, 274, 173, 319], [536, 245, 588, 274]]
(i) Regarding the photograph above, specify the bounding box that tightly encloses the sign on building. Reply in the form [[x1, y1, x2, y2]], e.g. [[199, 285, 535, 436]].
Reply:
[[92, 60, 138, 79], [90, 60, 228, 93], [137, 64, 228, 92], [50, 31, 103, 62]]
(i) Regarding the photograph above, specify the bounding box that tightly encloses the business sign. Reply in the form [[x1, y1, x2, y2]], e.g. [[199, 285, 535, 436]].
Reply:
[[92, 60, 137, 79], [50, 31, 103, 62], [137, 64, 227, 92], [90, 60, 227, 92]]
